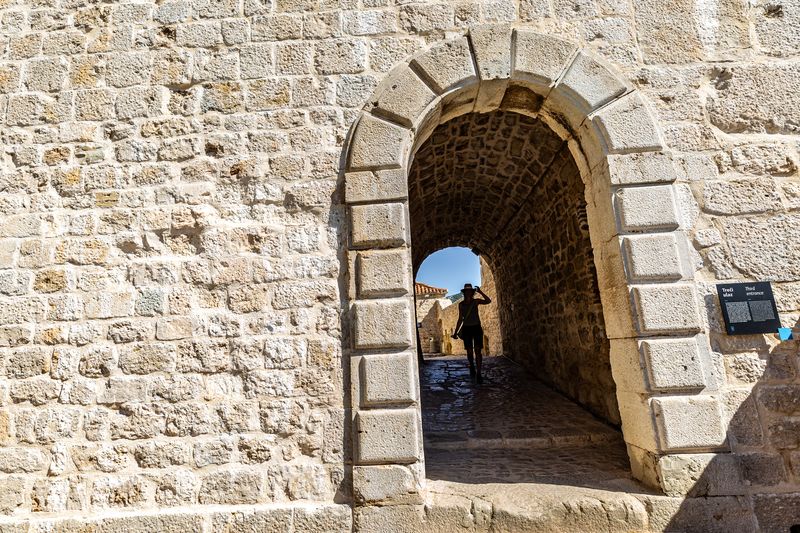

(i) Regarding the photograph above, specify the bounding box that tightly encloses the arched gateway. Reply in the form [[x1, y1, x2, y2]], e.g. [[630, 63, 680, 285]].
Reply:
[[343, 24, 723, 508]]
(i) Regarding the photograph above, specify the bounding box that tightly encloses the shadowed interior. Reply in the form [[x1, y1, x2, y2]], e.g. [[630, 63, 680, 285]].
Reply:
[[409, 110, 619, 424]]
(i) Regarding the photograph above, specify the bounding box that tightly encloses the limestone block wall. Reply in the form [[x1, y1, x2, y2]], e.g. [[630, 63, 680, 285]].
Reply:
[[0, 0, 797, 529]]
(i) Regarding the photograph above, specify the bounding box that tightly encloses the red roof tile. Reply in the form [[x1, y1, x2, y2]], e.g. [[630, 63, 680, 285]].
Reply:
[[415, 282, 447, 296]]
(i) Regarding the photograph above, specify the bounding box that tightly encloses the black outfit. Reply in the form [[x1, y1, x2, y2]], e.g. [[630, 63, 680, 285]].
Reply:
[[460, 324, 483, 350], [459, 300, 483, 350]]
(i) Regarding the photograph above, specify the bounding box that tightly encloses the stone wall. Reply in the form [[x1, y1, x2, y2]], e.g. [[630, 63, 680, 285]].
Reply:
[[479, 256, 502, 357], [415, 296, 449, 353], [0, 0, 798, 528], [409, 111, 615, 423]]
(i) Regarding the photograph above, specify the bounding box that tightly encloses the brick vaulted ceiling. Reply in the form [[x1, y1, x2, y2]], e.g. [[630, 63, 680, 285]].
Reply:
[[408, 110, 567, 271]]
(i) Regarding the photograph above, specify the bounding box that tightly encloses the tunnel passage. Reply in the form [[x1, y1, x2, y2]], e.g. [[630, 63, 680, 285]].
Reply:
[[409, 110, 619, 425]]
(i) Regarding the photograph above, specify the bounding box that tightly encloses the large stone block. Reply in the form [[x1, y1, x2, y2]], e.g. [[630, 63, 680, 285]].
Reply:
[[607, 152, 678, 185], [622, 233, 685, 282], [642, 337, 707, 391], [591, 92, 663, 154], [706, 62, 800, 135], [352, 299, 413, 350], [609, 338, 647, 393], [345, 169, 408, 204], [292, 504, 352, 533], [355, 409, 420, 464], [350, 203, 408, 249], [366, 64, 436, 128], [548, 51, 627, 126], [513, 31, 577, 93], [657, 453, 744, 497], [357, 249, 412, 298], [348, 113, 410, 171], [754, 493, 800, 533], [210, 507, 293, 532], [354, 504, 426, 533], [653, 396, 727, 450], [656, 495, 757, 533], [615, 185, 680, 232], [720, 214, 800, 282], [616, 391, 658, 450], [468, 25, 512, 81], [411, 37, 477, 94], [353, 465, 420, 503], [632, 284, 701, 334], [360, 352, 416, 406]]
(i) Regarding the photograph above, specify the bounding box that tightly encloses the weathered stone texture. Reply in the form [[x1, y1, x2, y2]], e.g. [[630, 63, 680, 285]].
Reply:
[[0, 0, 798, 529]]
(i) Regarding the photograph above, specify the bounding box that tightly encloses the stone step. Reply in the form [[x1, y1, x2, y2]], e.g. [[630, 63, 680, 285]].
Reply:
[[424, 428, 620, 450], [420, 480, 666, 533]]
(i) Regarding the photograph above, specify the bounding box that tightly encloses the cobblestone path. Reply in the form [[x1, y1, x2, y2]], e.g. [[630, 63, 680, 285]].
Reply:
[[421, 355, 633, 487]]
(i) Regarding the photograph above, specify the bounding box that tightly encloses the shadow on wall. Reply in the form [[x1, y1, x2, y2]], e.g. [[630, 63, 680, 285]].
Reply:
[[661, 312, 800, 533], [333, 149, 354, 506]]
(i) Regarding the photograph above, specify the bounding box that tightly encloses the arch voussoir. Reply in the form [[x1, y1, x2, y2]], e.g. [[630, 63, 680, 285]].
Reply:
[[365, 63, 437, 129], [347, 113, 411, 171], [410, 36, 477, 96], [512, 30, 578, 94]]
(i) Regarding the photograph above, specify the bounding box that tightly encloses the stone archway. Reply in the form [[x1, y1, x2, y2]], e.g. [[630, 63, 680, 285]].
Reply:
[[344, 25, 721, 506]]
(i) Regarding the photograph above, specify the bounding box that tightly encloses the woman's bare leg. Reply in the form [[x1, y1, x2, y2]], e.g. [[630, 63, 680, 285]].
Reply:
[[475, 345, 483, 383], [465, 347, 476, 376]]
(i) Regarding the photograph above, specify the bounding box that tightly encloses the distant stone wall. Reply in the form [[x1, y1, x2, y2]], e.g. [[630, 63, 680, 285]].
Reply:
[[479, 257, 502, 357], [416, 296, 449, 353]]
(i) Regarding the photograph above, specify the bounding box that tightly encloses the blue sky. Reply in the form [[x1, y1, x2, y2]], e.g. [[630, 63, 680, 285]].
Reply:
[[416, 247, 481, 296]]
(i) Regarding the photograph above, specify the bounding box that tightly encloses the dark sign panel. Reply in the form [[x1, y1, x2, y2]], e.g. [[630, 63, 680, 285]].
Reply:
[[717, 282, 781, 335]]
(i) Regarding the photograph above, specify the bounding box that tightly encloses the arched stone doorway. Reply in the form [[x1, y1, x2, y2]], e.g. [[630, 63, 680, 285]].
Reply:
[[344, 25, 720, 507]]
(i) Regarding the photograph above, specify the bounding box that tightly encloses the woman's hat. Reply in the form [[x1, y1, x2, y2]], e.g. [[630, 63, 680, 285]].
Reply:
[[462, 283, 475, 292]]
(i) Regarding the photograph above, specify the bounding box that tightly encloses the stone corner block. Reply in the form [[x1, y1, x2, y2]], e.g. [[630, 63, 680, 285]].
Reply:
[[623, 233, 684, 282], [347, 113, 410, 171], [551, 51, 627, 115], [607, 152, 678, 186], [641, 337, 707, 392], [657, 453, 744, 497], [512, 30, 577, 93], [350, 202, 408, 249], [632, 283, 701, 335], [360, 352, 417, 406], [608, 338, 647, 393], [357, 249, 411, 298], [352, 299, 413, 350], [468, 24, 513, 81], [345, 169, 408, 204], [591, 92, 664, 154], [353, 464, 421, 504], [653, 396, 727, 451], [366, 64, 437, 129], [355, 408, 421, 464], [354, 504, 426, 531], [616, 391, 659, 451], [411, 36, 477, 95], [615, 185, 680, 232]]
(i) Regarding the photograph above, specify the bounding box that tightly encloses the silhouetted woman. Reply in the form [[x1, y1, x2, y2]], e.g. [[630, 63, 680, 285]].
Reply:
[[452, 283, 491, 383]]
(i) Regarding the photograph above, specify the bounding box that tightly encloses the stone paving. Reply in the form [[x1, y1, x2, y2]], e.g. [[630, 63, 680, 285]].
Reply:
[[421, 355, 633, 487]]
